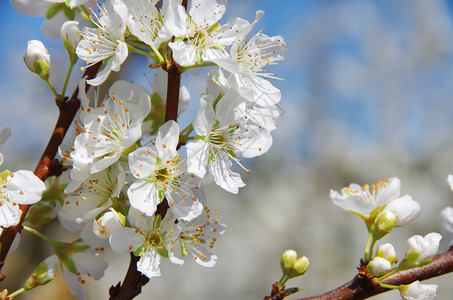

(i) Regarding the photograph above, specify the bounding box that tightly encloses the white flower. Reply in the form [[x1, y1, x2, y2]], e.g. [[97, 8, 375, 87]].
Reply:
[[170, 204, 225, 267], [76, 0, 129, 85], [207, 67, 281, 131], [128, 121, 203, 221], [405, 233, 442, 262], [400, 281, 437, 300], [168, 0, 253, 66], [439, 206, 453, 250], [367, 256, 392, 276], [0, 170, 46, 227], [330, 177, 419, 223], [0, 127, 11, 166], [212, 11, 287, 106], [59, 164, 125, 229], [126, 0, 166, 49], [24, 40, 50, 79], [109, 208, 181, 278], [68, 80, 151, 188], [187, 90, 273, 193]]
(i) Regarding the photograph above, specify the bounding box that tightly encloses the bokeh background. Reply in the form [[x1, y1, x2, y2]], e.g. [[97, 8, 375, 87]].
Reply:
[[1, 0, 453, 299]]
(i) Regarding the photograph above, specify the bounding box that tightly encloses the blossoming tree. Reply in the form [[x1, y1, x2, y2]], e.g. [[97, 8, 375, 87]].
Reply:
[[1, 1, 453, 300]]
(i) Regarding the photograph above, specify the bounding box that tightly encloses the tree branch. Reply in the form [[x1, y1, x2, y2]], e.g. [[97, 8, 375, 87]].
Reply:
[[294, 249, 453, 300], [109, 253, 149, 300], [0, 62, 101, 274]]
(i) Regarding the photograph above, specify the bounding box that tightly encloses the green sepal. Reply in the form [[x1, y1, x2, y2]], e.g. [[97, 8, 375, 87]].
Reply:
[[61, 257, 78, 274], [24, 257, 57, 291], [158, 189, 165, 202], [194, 135, 206, 142], [63, 40, 79, 64], [65, 0, 71, 7], [0, 170, 11, 184], [46, 3, 64, 19], [34, 60, 50, 80], [196, 51, 203, 64], [156, 246, 169, 258], [26, 201, 56, 227], [63, 6, 76, 20], [207, 22, 220, 34], [180, 241, 189, 257], [225, 148, 236, 158], [72, 244, 91, 253], [133, 244, 148, 257], [151, 92, 163, 106]]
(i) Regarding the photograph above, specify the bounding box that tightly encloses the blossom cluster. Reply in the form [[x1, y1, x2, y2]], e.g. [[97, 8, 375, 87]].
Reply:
[[10, 0, 287, 298], [330, 176, 453, 300]]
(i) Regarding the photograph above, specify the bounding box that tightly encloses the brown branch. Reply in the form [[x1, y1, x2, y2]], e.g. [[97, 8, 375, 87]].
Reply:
[[295, 249, 453, 300], [0, 62, 101, 274], [109, 253, 149, 300]]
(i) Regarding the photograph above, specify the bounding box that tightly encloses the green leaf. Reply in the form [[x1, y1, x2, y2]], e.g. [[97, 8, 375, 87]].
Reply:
[[46, 3, 64, 19]]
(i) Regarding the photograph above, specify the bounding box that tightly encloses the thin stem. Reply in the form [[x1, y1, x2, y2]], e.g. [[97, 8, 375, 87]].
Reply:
[[150, 45, 164, 64], [377, 269, 398, 281], [128, 45, 158, 62], [369, 236, 377, 261], [378, 283, 399, 290], [45, 79, 60, 99], [181, 62, 217, 70], [8, 287, 25, 298], [180, 123, 194, 136], [23, 226, 54, 246], [61, 60, 76, 97], [364, 231, 373, 261], [279, 274, 289, 286]]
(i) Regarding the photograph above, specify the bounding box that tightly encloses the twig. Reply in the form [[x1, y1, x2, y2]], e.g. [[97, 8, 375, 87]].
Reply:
[[295, 249, 453, 300]]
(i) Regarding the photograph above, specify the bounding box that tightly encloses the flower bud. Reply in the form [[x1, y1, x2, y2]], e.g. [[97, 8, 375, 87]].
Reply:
[[61, 21, 81, 63], [376, 243, 397, 265], [401, 232, 442, 269], [292, 256, 309, 277], [24, 40, 50, 80], [280, 250, 309, 280], [280, 250, 297, 275], [400, 281, 437, 300], [367, 256, 391, 276], [373, 211, 397, 240], [93, 210, 124, 239], [383, 195, 421, 226], [24, 255, 58, 291]]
